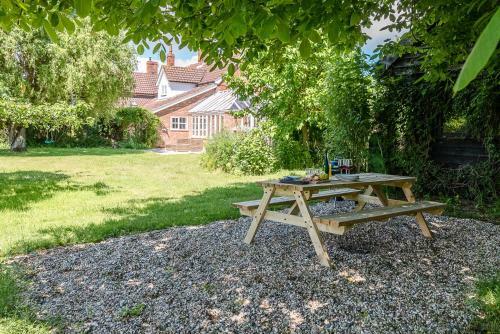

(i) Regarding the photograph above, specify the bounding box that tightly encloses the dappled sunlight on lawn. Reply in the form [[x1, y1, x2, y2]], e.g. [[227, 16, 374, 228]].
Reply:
[[0, 149, 290, 256]]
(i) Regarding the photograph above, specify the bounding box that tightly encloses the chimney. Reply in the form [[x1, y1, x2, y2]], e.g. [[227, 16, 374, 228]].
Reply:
[[146, 57, 158, 75], [198, 49, 203, 63], [167, 45, 175, 66]]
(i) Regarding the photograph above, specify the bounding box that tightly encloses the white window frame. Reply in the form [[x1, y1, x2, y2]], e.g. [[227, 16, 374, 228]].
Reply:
[[170, 116, 187, 131], [192, 115, 209, 138], [161, 84, 168, 97]]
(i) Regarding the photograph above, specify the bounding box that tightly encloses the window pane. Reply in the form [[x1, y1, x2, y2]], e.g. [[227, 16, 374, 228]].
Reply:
[[179, 117, 186, 129]]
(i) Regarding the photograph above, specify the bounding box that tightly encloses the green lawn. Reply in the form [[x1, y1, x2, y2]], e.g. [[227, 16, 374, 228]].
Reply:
[[0, 147, 289, 258]]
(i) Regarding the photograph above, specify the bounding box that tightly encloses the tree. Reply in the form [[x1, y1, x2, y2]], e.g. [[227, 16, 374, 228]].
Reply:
[[375, 1, 498, 88], [0, 23, 135, 150], [228, 44, 372, 168], [322, 52, 372, 170], [228, 43, 332, 156], [0, 1, 496, 90]]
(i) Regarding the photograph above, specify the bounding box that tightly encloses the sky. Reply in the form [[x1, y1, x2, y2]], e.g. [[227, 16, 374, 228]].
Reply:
[[136, 16, 402, 72]]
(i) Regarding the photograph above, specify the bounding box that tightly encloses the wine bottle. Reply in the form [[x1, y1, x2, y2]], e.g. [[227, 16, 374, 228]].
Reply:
[[323, 152, 329, 175]]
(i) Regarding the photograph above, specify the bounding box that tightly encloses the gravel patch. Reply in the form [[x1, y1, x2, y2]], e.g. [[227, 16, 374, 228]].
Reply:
[[14, 201, 500, 333]]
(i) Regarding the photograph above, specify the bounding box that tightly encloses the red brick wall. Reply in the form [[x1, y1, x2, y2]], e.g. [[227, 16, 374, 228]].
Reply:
[[154, 88, 249, 148], [157, 100, 199, 147]]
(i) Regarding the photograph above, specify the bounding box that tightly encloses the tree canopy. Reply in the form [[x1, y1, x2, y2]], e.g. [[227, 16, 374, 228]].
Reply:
[[0, 22, 135, 150], [0, 0, 497, 90], [228, 43, 372, 168]]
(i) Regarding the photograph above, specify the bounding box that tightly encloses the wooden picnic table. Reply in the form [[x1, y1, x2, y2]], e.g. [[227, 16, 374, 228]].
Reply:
[[233, 173, 445, 267]]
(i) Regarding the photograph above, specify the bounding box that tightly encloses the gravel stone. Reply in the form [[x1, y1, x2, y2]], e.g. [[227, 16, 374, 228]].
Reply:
[[13, 201, 500, 333]]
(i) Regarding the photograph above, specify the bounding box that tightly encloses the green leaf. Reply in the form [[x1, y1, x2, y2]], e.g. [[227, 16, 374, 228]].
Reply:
[[160, 50, 166, 62], [227, 63, 235, 75], [276, 22, 290, 43], [327, 22, 339, 43], [153, 43, 162, 54], [50, 13, 59, 27], [299, 38, 311, 58], [453, 7, 500, 94], [60, 15, 75, 34], [43, 20, 59, 42], [350, 12, 361, 26], [137, 44, 145, 55], [74, 0, 92, 18], [309, 29, 321, 43]]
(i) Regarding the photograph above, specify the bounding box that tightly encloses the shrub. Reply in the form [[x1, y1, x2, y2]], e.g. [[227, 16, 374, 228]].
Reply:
[[22, 106, 160, 148], [202, 129, 278, 175], [201, 131, 238, 173], [233, 129, 278, 175], [113, 107, 160, 148]]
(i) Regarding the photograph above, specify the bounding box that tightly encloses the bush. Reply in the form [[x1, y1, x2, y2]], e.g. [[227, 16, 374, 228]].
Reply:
[[201, 131, 237, 173], [201, 129, 278, 175], [233, 129, 278, 175], [113, 107, 160, 148], [24, 106, 160, 148]]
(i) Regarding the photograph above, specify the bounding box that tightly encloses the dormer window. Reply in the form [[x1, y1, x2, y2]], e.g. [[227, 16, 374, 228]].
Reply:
[[161, 84, 168, 97]]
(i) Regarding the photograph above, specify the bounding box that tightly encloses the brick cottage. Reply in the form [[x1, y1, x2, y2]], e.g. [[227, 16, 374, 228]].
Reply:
[[125, 48, 256, 151]]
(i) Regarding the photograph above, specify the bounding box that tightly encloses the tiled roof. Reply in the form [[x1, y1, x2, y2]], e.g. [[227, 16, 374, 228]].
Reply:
[[163, 65, 206, 84], [144, 84, 217, 112], [161, 64, 227, 84], [130, 97, 156, 107], [189, 90, 250, 113], [133, 72, 157, 96]]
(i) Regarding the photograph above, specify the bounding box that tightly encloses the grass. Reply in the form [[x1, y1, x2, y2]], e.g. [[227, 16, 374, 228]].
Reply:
[[468, 272, 500, 333], [0, 147, 290, 257], [119, 304, 146, 319], [0, 264, 52, 333]]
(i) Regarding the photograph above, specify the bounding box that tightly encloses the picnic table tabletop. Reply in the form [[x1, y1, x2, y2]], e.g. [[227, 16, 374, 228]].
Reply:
[[257, 173, 416, 191]]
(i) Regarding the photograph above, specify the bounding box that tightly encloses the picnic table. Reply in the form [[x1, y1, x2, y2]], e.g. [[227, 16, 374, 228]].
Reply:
[[233, 173, 445, 267]]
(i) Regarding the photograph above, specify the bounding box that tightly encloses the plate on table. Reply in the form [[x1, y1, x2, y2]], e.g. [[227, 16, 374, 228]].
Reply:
[[280, 176, 309, 184]]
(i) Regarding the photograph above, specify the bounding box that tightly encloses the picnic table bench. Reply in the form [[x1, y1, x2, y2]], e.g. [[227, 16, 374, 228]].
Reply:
[[233, 173, 445, 267]]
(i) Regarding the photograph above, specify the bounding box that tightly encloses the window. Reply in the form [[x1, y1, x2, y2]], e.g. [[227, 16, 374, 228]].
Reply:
[[192, 115, 208, 137], [171, 116, 187, 130], [161, 84, 168, 96]]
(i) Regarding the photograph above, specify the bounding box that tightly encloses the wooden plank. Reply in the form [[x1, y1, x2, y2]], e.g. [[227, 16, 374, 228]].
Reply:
[[248, 210, 349, 235], [355, 194, 408, 207], [244, 186, 275, 244], [355, 186, 373, 212], [372, 185, 389, 206], [233, 188, 361, 210], [294, 190, 332, 267], [402, 184, 433, 238], [313, 201, 446, 227], [257, 173, 416, 191]]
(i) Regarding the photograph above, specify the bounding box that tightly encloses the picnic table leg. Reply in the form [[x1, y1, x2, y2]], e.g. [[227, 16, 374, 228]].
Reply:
[[244, 186, 275, 244], [354, 186, 373, 211], [287, 191, 310, 215], [401, 184, 433, 238], [287, 202, 299, 215], [372, 185, 389, 206], [294, 190, 332, 268]]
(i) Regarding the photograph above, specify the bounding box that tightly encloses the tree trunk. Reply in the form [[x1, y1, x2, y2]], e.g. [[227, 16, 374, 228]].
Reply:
[[8, 125, 27, 151]]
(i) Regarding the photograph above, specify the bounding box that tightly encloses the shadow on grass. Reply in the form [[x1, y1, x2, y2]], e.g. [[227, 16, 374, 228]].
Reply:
[[8, 182, 263, 256], [0, 147, 146, 157], [0, 171, 112, 211]]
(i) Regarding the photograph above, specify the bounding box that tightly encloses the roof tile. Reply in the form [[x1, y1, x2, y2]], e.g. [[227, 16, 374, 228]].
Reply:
[[133, 72, 157, 96]]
